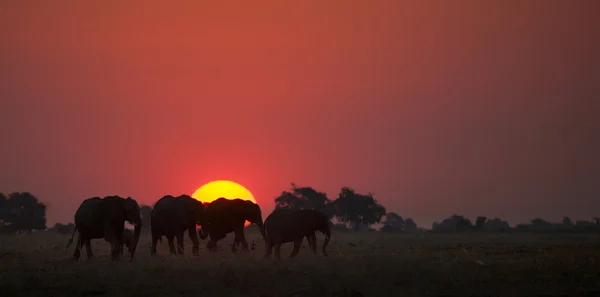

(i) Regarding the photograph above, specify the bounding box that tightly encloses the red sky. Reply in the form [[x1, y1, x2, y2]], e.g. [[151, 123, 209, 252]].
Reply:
[[1, 0, 599, 227]]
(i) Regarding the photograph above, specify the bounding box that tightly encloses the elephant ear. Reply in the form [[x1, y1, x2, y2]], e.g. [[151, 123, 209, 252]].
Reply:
[[119, 196, 142, 226], [242, 200, 259, 220]]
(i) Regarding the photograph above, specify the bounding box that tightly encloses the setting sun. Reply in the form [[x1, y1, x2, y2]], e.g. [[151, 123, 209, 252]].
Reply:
[[191, 180, 256, 227]]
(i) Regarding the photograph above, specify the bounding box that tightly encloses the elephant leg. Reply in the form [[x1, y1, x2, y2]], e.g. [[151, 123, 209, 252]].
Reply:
[[231, 238, 237, 253], [72, 234, 83, 261], [116, 228, 124, 256], [274, 242, 283, 260], [112, 243, 121, 261], [84, 239, 94, 259], [102, 223, 120, 261], [150, 223, 159, 256], [188, 227, 200, 255], [151, 234, 159, 256], [167, 235, 176, 255], [231, 234, 240, 253], [120, 242, 126, 257], [264, 242, 274, 259], [107, 238, 121, 262], [207, 232, 225, 252], [176, 231, 185, 255], [232, 228, 249, 252], [308, 233, 317, 255], [239, 235, 249, 251], [290, 237, 303, 258]]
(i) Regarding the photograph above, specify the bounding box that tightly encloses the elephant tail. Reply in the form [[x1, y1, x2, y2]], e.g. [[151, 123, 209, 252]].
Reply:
[[64, 226, 78, 251]]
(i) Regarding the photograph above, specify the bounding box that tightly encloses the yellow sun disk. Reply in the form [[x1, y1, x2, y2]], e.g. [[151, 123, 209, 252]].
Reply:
[[191, 180, 256, 227]]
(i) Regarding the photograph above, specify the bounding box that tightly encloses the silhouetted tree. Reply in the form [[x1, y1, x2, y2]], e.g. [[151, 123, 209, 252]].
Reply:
[[381, 212, 404, 232], [381, 213, 419, 233], [140, 205, 152, 233], [562, 216, 573, 229], [0, 193, 9, 233], [574, 219, 599, 231], [432, 215, 473, 232], [2, 192, 47, 233], [274, 183, 334, 219], [50, 222, 75, 235], [404, 218, 417, 232], [333, 187, 386, 231], [455, 215, 473, 231], [475, 216, 487, 229], [530, 218, 553, 231], [484, 218, 510, 231], [512, 217, 600, 233]]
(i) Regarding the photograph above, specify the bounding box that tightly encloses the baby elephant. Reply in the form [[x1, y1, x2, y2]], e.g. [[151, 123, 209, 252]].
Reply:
[[263, 208, 331, 260]]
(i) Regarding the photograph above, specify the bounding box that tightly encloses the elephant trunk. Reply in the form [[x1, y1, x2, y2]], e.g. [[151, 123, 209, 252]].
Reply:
[[256, 221, 267, 246], [321, 228, 331, 257], [198, 225, 209, 240], [129, 220, 142, 260]]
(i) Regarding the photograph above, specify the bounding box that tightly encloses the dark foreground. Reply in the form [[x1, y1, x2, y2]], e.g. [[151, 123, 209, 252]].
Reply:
[[1, 232, 599, 297]]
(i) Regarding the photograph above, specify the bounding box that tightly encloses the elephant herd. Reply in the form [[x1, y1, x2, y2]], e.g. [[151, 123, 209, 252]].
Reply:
[[64, 194, 332, 261]]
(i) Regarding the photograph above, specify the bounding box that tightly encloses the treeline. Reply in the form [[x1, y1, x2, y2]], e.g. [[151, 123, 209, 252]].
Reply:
[[2, 186, 599, 235], [429, 215, 600, 233]]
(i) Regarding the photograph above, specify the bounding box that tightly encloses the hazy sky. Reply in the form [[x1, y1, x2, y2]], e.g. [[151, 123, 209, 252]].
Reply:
[[1, 0, 599, 227]]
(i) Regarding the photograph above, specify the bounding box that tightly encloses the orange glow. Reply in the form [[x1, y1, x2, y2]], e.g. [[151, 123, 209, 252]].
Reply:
[[192, 180, 256, 227]]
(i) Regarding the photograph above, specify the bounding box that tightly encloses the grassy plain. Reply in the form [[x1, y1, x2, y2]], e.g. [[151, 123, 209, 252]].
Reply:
[[1, 231, 599, 297]]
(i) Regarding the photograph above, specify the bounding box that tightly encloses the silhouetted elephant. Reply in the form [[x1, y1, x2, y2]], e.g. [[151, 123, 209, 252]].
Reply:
[[205, 198, 267, 252], [150, 194, 209, 256], [65, 196, 142, 261], [263, 208, 331, 260]]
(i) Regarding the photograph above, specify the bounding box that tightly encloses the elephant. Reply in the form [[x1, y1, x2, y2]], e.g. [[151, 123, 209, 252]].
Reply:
[[65, 195, 142, 261], [150, 194, 209, 256], [204, 197, 267, 252], [263, 208, 331, 260]]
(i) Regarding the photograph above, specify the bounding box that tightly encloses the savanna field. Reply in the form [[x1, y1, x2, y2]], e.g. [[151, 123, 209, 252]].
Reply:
[[1, 231, 600, 297]]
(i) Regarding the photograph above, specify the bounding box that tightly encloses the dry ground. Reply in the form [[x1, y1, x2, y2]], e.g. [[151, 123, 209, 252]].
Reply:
[[1, 231, 599, 297]]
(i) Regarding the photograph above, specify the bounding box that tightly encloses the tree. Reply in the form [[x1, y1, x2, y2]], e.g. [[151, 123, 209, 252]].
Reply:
[[0, 193, 9, 233], [50, 222, 75, 235], [562, 216, 573, 228], [380, 212, 404, 232], [274, 183, 334, 219], [432, 215, 473, 232], [403, 218, 417, 232], [3, 192, 47, 233], [139, 205, 152, 233], [530, 218, 552, 231], [455, 215, 473, 231], [484, 218, 511, 231], [475, 216, 487, 229], [333, 187, 386, 231]]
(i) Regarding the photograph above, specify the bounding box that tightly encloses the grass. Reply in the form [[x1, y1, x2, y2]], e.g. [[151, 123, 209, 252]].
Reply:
[[1, 231, 599, 297]]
